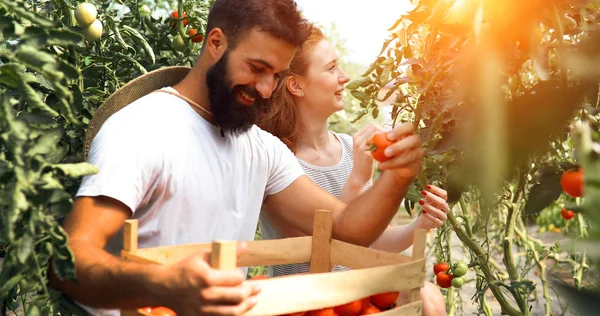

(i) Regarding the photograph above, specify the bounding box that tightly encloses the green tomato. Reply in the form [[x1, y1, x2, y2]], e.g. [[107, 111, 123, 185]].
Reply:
[[452, 276, 464, 288], [83, 19, 103, 41], [139, 5, 151, 18], [74, 2, 97, 27], [173, 35, 186, 52], [453, 261, 468, 278]]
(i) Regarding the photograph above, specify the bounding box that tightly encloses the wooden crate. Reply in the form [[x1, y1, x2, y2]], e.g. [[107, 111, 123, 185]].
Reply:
[[120, 210, 427, 316]]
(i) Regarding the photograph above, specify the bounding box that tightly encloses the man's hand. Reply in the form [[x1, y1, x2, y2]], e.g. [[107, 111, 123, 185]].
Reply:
[[376, 122, 424, 180], [156, 243, 261, 315]]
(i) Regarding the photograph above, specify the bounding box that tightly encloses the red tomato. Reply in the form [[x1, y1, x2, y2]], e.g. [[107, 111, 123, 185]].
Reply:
[[560, 168, 584, 197], [187, 29, 204, 43], [370, 292, 399, 310], [248, 274, 269, 280], [368, 132, 394, 162], [334, 299, 363, 316], [170, 11, 188, 27], [361, 306, 381, 315], [306, 308, 335, 316], [436, 272, 454, 288], [561, 208, 575, 220], [433, 262, 450, 275], [150, 306, 176, 316]]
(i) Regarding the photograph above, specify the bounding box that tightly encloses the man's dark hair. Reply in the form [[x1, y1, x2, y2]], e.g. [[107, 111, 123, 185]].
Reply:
[[205, 0, 310, 49]]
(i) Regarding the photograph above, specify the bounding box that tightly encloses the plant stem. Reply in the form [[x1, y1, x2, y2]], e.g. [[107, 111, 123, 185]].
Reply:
[[515, 223, 552, 316], [502, 202, 529, 314], [575, 212, 587, 289], [448, 207, 521, 316], [445, 228, 456, 315]]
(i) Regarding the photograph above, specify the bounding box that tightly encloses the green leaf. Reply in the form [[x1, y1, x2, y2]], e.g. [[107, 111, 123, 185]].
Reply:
[[15, 45, 57, 70], [0, 63, 25, 88], [0, 273, 22, 297], [47, 28, 84, 46], [0, 0, 54, 28], [28, 128, 63, 157], [49, 162, 98, 178], [57, 59, 81, 80], [122, 25, 156, 64], [17, 77, 60, 118], [524, 170, 563, 215], [16, 234, 33, 264]]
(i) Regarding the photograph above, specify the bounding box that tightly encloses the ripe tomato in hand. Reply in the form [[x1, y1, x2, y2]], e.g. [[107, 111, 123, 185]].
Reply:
[[433, 262, 450, 275], [561, 208, 575, 220], [370, 292, 399, 309], [436, 272, 454, 288], [150, 306, 176, 316], [560, 168, 584, 197], [368, 132, 394, 162]]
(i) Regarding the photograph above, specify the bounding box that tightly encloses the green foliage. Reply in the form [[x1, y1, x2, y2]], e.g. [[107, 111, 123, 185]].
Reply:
[[0, 0, 210, 314]]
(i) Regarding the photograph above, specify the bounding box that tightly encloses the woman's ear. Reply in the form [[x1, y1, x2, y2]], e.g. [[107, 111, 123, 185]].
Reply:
[[286, 76, 305, 97]]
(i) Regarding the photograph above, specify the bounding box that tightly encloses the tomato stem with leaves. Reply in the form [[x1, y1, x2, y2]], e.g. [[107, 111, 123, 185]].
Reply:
[[501, 202, 529, 313], [450, 203, 521, 316], [514, 223, 552, 316]]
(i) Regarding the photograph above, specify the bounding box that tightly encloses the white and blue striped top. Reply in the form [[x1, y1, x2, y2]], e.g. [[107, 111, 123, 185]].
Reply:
[[259, 132, 372, 277]]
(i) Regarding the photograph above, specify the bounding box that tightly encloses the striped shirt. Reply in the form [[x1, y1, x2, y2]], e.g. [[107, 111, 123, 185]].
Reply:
[[259, 132, 372, 277]]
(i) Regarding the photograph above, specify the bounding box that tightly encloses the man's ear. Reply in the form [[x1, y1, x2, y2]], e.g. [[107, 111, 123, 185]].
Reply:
[[204, 27, 228, 60], [286, 76, 305, 97]]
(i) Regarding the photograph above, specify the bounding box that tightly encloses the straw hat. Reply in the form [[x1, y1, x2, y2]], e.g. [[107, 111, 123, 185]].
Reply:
[[83, 66, 192, 160]]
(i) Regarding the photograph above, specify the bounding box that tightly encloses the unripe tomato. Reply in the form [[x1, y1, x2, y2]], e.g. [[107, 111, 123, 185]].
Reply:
[[560, 168, 584, 197], [451, 276, 465, 288], [173, 34, 186, 52], [74, 2, 97, 27], [139, 5, 151, 18], [83, 19, 103, 41], [453, 261, 468, 277]]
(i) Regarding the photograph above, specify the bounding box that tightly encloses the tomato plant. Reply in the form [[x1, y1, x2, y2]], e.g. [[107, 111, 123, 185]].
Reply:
[[349, 0, 600, 315], [0, 0, 211, 314]]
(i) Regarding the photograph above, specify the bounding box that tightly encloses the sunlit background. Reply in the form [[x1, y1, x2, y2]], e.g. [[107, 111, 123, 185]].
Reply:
[[295, 0, 414, 66]]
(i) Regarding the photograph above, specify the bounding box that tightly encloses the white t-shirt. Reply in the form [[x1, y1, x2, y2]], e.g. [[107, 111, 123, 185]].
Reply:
[[76, 87, 305, 315]]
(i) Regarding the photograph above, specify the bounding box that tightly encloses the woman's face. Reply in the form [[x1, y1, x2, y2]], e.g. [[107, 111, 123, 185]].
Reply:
[[300, 39, 350, 117]]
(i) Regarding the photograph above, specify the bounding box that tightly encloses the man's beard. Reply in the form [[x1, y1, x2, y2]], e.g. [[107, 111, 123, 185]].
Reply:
[[206, 51, 268, 136]]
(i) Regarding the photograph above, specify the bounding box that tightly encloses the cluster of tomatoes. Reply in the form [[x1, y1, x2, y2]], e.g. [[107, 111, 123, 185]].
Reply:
[[168, 11, 205, 52], [433, 260, 468, 289], [559, 168, 584, 221], [74, 2, 103, 41], [247, 275, 399, 316]]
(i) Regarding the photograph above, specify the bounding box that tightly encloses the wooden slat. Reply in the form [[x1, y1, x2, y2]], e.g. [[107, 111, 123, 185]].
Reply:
[[409, 229, 427, 303], [123, 220, 138, 252], [211, 240, 237, 270], [310, 210, 333, 273], [128, 237, 313, 266], [243, 259, 425, 316], [330, 239, 412, 269], [378, 301, 423, 315]]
